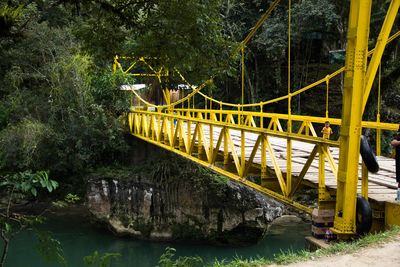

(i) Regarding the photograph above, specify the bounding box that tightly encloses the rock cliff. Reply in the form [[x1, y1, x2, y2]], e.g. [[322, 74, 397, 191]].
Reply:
[[87, 159, 284, 245]]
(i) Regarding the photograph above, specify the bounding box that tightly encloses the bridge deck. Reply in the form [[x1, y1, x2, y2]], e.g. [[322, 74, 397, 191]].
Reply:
[[187, 124, 397, 203]]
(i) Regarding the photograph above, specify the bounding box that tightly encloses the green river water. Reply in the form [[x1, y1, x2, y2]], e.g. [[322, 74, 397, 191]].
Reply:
[[3, 214, 310, 267]]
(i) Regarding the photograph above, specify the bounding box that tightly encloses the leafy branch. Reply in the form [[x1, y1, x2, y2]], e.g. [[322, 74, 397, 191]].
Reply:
[[0, 170, 61, 267]]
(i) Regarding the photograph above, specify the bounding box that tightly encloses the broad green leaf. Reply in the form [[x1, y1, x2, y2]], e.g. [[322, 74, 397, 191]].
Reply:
[[31, 187, 37, 197], [47, 184, 53, 192], [50, 180, 59, 189], [4, 222, 12, 234]]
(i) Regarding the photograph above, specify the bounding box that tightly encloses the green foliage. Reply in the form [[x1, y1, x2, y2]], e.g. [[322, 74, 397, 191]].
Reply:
[[132, 0, 234, 82], [0, 4, 24, 21], [52, 193, 81, 208], [213, 257, 271, 267], [149, 156, 229, 198], [73, 16, 128, 65], [0, 170, 60, 266], [1, 170, 58, 197], [90, 69, 132, 114], [35, 230, 67, 266], [196, 167, 229, 198], [83, 250, 121, 267], [0, 8, 131, 178], [0, 119, 55, 171], [291, 0, 340, 42], [157, 247, 203, 267], [0, 3, 25, 36], [65, 193, 81, 204]]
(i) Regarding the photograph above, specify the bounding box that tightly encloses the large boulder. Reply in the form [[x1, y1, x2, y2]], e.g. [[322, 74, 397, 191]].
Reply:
[[87, 160, 284, 245]]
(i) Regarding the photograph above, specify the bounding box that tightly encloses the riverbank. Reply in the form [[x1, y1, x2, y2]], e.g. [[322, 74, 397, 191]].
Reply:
[[272, 234, 400, 267], [210, 226, 400, 267], [270, 226, 400, 267]]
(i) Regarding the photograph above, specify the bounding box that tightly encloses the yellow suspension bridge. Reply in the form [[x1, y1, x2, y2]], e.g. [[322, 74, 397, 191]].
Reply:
[[114, 0, 400, 238]]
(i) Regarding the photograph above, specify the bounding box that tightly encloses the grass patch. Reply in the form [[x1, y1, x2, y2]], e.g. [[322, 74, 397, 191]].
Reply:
[[208, 226, 400, 266], [212, 257, 273, 267]]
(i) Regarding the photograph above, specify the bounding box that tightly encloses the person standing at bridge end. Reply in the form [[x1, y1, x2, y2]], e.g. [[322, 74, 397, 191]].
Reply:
[[321, 121, 333, 139], [391, 125, 400, 201]]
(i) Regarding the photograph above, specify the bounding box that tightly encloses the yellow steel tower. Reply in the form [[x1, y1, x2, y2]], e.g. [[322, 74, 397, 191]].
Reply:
[[334, 0, 400, 235]]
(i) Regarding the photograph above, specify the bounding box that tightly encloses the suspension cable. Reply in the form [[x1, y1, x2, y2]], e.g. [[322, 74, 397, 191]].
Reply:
[[326, 75, 330, 118], [377, 63, 382, 156], [287, 0, 292, 132], [241, 45, 245, 107]]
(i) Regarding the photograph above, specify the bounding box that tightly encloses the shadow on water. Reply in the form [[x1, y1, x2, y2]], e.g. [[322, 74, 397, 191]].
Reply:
[[2, 213, 310, 267]]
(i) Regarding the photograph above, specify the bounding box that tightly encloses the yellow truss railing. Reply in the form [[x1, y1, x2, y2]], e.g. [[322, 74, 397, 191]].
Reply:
[[128, 109, 332, 213], [127, 107, 397, 213]]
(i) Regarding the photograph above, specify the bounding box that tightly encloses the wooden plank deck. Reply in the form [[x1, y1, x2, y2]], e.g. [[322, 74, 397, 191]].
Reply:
[[184, 123, 397, 203]]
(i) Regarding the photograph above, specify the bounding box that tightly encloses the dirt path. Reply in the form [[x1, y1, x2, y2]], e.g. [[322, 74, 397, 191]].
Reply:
[[268, 235, 400, 267]]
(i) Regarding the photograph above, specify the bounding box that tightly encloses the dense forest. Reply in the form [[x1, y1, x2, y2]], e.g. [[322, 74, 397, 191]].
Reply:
[[0, 0, 399, 189]]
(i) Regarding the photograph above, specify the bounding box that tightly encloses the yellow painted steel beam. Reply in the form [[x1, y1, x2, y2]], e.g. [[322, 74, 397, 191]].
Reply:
[[289, 145, 318, 197], [333, 0, 372, 235], [243, 135, 262, 177], [187, 108, 398, 139], [261, 135, 267, 179], [198, 123, 211, 161], [134, 109, 340, 146], [265, 135, 287, 196], [211, 127, 225, 164], [227, 129, 242, 175], [209, 124, 214, 163], [297, 121, 307, 135], [286, 138, 292, 197], [324, 147, 338, 179], [318, 144, 327, 202], [188, 123, 199, 155], [186, 119, 192, 151], [171, 120, 179, 147], [168, 117, 174, 146], [307, 122, 318, 137], [123, 61, 138, 74], [223, 127, 229, 170], [240, 130, 246, 177], [173, 108, 399, 132]]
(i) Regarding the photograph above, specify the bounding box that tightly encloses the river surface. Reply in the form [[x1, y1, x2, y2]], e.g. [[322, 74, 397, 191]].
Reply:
[[3, 213, 310, 267]]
